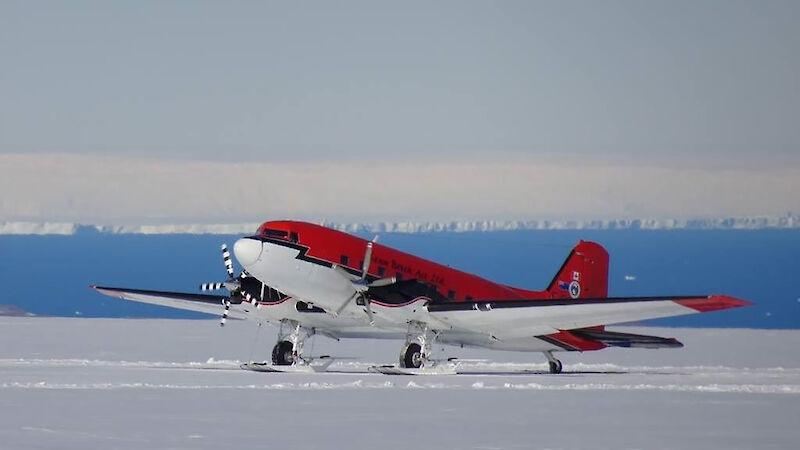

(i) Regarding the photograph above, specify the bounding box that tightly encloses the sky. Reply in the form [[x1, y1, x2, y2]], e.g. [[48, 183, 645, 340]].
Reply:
[[1, 1, 798, 223]]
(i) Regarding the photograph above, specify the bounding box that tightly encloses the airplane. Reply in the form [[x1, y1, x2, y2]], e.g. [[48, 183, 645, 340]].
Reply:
[[91, 220, 752, 374]]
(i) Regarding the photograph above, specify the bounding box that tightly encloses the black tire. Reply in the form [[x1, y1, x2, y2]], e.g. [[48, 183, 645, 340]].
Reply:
[[271, 340, 294, 366], [548, 359, 563, 374], [402, 343, 424, 369]]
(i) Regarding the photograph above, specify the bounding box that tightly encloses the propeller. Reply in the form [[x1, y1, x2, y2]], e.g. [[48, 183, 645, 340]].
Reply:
[[333, 238, 396, 324], [200, 243, 260, 326]]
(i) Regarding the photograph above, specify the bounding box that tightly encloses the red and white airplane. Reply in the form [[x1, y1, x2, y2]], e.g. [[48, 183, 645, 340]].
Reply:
[[91, 220, 751, 373]]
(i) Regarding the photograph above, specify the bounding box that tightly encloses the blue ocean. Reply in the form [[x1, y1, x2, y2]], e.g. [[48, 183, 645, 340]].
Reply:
[[2, 230, 798, 328]]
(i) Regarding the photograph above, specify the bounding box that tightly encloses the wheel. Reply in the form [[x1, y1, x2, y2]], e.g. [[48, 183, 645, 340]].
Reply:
[[401, 343, 424, 368], [548, 359, 563, 374], [271, 340, 295, 366]]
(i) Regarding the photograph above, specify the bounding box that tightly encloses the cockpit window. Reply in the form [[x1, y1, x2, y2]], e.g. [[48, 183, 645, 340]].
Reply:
[[261, 228, 288, 238]]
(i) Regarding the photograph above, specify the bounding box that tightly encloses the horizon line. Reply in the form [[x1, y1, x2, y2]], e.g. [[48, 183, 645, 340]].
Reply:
[[1, 213, 798, 235]]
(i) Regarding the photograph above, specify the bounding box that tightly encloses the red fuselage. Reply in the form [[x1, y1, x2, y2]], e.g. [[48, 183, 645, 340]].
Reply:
[[257, 220, 551, 302]]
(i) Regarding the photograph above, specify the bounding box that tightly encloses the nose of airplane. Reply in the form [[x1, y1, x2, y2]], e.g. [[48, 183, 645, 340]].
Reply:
[[233, 238, 263, 268]]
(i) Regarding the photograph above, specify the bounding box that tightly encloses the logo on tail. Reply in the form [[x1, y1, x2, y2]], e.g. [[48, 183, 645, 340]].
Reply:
[[558, 278, 582, 299]]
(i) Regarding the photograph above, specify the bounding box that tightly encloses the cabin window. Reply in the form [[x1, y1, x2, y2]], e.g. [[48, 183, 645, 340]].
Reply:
[[377, 266, 385, 276], [448, 290, 456, 300], [340, 255, 349, 265], [289, 232, 298, 243]]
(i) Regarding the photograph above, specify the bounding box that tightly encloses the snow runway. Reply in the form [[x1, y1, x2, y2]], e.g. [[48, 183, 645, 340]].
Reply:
[[3, 358, 800, 395], [2, 318, 799, 449]]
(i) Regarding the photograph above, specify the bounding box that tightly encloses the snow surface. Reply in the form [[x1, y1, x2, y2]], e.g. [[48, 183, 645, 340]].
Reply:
[[2, 317, 799, 449], [1, 213, 799, 235]]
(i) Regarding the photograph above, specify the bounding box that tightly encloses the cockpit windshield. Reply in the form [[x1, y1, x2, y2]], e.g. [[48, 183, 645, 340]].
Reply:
[[260, 228, 288, 239], [257, 224, 298, 243]]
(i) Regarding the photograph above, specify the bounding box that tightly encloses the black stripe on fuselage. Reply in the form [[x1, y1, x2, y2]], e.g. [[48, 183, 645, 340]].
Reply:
[[545, 248, 575, 292], [247, 235, 341, 269], [246, 235, 415, 294], [252, 234, 448, 305], [426, 295, 706, 312]]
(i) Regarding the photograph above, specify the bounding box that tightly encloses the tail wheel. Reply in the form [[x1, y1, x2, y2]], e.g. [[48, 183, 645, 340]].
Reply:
[[401, 343, 424, 369], [548, 359, 563, 374], [272, 340, 295, 366]]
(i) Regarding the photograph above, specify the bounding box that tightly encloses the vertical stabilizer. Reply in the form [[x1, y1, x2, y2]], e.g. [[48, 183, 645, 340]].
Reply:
[[546, 241, 609, 299]]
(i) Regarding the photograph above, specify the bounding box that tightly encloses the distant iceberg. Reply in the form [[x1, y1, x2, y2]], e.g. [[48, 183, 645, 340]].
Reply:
[[1, 213, 798, 235], [0, 304, 33, 317], [329, 214, 800, 233], [0, 222, 261, 235]]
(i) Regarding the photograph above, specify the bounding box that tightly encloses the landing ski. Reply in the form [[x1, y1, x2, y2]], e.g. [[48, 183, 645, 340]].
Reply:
[[240, 356, 337, 373], [368, 364, 457, 375]]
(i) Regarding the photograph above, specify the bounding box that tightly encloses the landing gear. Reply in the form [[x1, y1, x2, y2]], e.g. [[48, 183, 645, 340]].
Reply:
[[548, 360, 563, 374], [270, 319, 314, 366], [241, 319, 338, 373], [272, 340, 295, 365], [398, 321, 437, 369], [401, 343, 424, 368], [544, 351, 563, 374]]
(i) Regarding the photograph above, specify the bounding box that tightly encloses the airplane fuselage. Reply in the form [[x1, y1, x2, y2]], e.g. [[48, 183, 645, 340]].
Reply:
[[232, 221, 560, 351]]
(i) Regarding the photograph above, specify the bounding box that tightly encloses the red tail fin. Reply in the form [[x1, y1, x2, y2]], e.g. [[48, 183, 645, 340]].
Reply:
[[547, 241, 609, 299]]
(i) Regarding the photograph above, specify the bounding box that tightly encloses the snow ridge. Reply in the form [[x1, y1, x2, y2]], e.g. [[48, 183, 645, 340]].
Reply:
[[1, 213, 798, 235]]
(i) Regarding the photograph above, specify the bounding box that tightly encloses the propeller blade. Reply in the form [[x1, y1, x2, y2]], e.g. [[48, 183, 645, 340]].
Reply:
[[219, 299, 231, 327], [362, 293, 375, 325], [221, 244, 234, 278], [335, 292, 358, 315], [361, 242, 373, 280], [200, 282, 225, 291], [368, 277, 396, 287], [332, 264, 359, 282], [331, 237, 386, 322]]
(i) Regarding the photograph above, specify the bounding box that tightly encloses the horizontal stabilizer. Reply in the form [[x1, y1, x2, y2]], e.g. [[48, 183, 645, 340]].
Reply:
[[571, 329, 683, 349]]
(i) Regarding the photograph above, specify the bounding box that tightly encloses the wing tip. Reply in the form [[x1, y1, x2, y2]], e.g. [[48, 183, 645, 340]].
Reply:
[[675, 295, 753, 312], [89, 285, 127, 299]]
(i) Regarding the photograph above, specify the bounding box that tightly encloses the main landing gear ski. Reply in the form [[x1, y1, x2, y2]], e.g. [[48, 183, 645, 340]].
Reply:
[[241, 357, 336, 373], [240, 319, 336, 373], [368, 321, 457, 374]]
